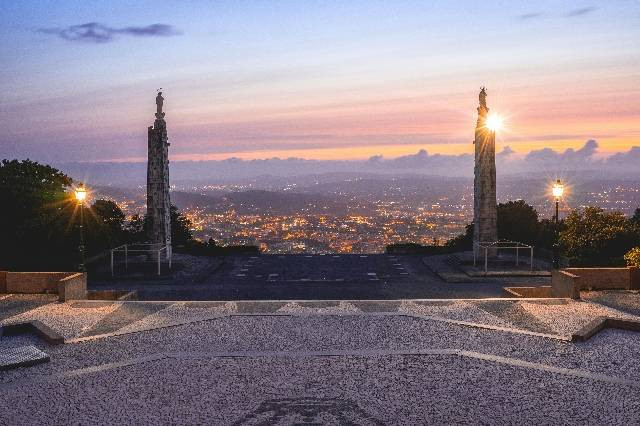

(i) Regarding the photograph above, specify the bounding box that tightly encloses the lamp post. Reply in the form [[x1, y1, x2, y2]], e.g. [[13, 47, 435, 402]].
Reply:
[[75, 185, 87, 272], [551, 179, 564, 269]]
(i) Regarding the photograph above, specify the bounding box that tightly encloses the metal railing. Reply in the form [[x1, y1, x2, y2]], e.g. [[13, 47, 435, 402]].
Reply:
[[110, 243, 172, 276], [473, 240, 534, 273]]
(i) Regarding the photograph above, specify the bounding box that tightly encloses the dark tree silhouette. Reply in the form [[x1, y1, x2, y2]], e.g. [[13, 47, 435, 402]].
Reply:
[[86, 199, 127, 252], [497, 200, 539, 244], [170, 204, 193, 246], [0, 159, 77, 270]]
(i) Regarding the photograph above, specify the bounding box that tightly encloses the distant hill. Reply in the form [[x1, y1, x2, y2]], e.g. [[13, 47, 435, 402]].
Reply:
[[222, 190, 348, 215]]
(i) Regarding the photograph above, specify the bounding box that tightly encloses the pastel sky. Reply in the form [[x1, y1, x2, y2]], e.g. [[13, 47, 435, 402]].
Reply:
[[1, 0, 639, 163]]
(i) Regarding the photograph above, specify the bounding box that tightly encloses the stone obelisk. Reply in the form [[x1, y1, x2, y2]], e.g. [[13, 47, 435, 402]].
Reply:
[[473, 87, 497, 256], [147, 92, 172, 259]]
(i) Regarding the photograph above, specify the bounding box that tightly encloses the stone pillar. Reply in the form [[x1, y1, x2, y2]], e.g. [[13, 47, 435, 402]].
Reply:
[[473, 88, 498, 257], [146, 92, 172, 260]]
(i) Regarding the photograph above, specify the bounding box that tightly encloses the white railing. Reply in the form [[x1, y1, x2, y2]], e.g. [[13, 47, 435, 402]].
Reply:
[[473, 240, 534, 273], [110, 243, 172, 276]]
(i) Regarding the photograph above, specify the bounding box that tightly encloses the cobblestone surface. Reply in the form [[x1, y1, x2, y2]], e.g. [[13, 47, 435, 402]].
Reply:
[[2, 343, 639, 424], [3, 295, 640, 341], [2, 292, 640, 424]]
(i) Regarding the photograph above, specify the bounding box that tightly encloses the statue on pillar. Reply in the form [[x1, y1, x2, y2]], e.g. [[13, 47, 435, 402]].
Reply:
[[479, 87, 487, 109], [155, 91, 165, 118]]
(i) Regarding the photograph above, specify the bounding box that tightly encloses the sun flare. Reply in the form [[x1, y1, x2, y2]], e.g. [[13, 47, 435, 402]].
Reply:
[[486, 114, 503, 132]]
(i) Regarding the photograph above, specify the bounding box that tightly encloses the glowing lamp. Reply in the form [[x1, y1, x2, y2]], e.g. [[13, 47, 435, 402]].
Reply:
[[75, 186, 87, 202], [486, 114, 503, 132], [552, 179, 564, 199]]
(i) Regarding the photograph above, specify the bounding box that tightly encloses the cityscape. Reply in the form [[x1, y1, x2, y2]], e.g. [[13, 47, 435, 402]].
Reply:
[[2, 1, 640, 424], [92, 176, 640, 253]]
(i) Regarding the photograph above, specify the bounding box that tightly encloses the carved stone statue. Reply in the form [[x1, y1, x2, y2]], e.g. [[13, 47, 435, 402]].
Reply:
[[479, 87, 487, 109], [156, 91, 164, 117]]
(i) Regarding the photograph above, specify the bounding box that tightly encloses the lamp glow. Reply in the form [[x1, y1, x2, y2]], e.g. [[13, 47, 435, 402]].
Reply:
[[552, 179, 564, 199], [75, 186, 87, 202], [485, 114, 503, 132]]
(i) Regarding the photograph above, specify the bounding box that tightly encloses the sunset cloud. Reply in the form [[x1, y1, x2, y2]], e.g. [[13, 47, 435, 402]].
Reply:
[[565, 7, 598, 17], [37, 23, 180, 43]]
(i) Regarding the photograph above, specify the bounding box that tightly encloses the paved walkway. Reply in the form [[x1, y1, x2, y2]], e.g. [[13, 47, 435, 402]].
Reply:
[[1, 309, 640, 424], [90, 254, 520, 300], [2, 293, 640, 424]]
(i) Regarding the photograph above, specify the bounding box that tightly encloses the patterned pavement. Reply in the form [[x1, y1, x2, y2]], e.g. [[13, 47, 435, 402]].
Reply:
[[2, 293, 640, 424]]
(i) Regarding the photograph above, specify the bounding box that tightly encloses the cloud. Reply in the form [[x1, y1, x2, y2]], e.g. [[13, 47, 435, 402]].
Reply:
[[523, 139, 599, 166], [605, 146, 640, 169], [565, 7, 597, 17], [518, 12, 544, 20], [366, 149, 473, 172], [37, 22, 180, 43], [497, 146, 515, 159], [56, 140, 640, 184]]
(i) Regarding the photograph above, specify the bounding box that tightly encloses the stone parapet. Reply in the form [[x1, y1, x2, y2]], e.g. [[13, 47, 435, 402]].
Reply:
[[1, 271, 87, 301], [551, 267, 638, 298], [563, 267, 634, 290]]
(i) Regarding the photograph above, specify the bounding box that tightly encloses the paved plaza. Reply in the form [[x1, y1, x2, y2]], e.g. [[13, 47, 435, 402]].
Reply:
[[2, 293, 640, 424], [91, 254, 547, 300]]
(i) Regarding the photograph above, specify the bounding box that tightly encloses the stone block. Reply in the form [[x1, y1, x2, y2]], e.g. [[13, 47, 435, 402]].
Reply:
[[57, 272, 87, 301], [551, 270, 580, 299]]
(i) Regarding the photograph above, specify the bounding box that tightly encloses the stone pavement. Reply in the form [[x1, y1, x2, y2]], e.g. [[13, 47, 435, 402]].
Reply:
[[90, 254, 519, 300], [1, 294, 640, 424], [3, 295, 639, 341]]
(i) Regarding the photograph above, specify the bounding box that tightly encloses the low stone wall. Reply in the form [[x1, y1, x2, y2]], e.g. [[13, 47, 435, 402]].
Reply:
[[0, 271, 6, 293], [0, 271, 87, 302], [552, 267, 638, 299], [503, 286, 553, 298], [564, 267, 635, 290]]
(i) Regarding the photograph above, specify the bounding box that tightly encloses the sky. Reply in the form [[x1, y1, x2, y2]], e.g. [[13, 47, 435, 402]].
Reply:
[[1, 0, 639, 165]]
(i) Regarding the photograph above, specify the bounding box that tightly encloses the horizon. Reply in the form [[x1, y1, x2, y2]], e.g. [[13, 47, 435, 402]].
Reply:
[[2, 1, 640, 165]]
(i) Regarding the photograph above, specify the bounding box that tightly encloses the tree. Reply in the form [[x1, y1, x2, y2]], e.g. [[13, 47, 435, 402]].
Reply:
[[631, 208, 640, 226], [497, 200, 539, 244], [0, 159, 77, 270], [86, 199, 127, 252], [124, 214, 148, 243], [123, 204, 193, 247], [559, 207, 640, 266], [535, 218, 565, 251], [625, 247, 640, 267], [445, 223, 473, 251], [170, 204, 193, 246]]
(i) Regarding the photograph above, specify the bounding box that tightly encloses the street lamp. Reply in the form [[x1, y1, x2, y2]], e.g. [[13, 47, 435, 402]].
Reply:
[[552, 179, 564, 269], [74, 185, 87, 272]]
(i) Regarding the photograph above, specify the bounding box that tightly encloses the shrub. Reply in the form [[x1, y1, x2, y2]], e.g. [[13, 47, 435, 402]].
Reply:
[[625, 247, 640, 267]]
